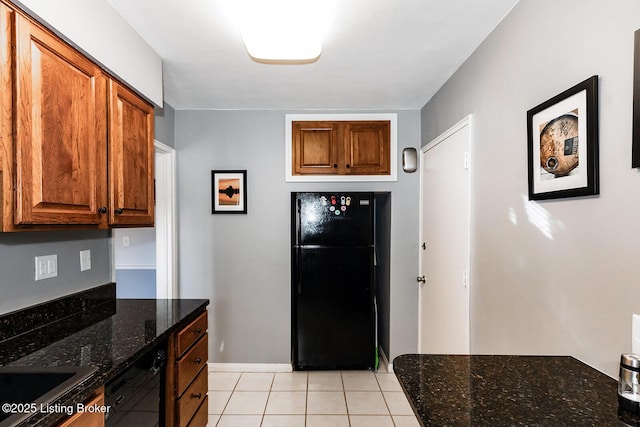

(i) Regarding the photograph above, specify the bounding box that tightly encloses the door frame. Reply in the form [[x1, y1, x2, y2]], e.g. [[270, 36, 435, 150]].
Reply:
[[154, 140, 178, 299], [417, 114, 472, 352]]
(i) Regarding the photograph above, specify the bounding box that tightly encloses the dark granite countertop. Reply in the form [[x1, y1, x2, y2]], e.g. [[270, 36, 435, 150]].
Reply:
[[0, 285, 208, 427], [394, 354, 640, 426]]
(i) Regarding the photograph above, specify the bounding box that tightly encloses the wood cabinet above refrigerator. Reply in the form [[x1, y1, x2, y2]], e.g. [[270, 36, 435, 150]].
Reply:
[[286, 114, 397, 182]]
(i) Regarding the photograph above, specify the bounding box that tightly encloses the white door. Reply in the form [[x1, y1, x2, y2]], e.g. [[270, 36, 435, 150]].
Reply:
[[418, 116, 471, 354]]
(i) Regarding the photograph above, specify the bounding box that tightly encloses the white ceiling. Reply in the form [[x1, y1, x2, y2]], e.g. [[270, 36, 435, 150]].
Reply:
[[106, 0, 519, 110]]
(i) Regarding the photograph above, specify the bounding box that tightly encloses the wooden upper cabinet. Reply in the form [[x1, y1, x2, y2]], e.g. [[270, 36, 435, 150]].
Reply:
[[0, 2, 15, 231], [13, 13, 108, 226], [0, 3, 155, 231], [108, 79, 154, 226], [292, 120, 391, 176], [292, 121, 339, 175], [343, 121, 390, 175]]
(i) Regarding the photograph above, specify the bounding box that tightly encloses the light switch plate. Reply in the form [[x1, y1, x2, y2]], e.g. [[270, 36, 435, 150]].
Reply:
[[35, 254, 57, 280], [80, 250, 91, 272]]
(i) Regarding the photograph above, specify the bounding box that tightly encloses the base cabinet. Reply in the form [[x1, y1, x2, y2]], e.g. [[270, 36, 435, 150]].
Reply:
[[166, 310, 208, 427], [58, 391, 105, 427]]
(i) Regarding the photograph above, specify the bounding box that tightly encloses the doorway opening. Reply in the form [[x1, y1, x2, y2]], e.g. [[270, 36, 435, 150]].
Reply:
[[113, 140, 177, 299]]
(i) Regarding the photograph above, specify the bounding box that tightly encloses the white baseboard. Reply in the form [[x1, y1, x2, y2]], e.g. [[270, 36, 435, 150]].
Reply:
[[208, 362, 293, 373]]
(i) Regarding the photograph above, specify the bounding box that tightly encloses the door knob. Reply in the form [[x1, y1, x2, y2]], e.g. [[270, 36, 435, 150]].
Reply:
[[417, 276, 426, 283]]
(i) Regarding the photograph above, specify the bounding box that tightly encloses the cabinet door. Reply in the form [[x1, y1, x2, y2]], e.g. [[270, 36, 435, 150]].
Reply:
[[108, 79, 154, 226], [0, 2, 14, 230], [292, 121, 339, 175], [343, 121, 390, 175], [14, 15, 108, 226], [58, 392, 105, 427]]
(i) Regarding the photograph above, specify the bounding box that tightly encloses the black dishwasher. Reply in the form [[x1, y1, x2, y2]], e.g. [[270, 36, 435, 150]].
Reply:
[[105, 342, 166, 426]]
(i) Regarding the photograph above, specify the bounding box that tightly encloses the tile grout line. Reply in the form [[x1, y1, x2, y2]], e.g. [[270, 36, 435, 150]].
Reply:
[[304, 371, 309, 427], [214, 372, 240, 427], [259, 373, 275, 427], [341, 371, 352, 427], [374, 372, 399, 427]]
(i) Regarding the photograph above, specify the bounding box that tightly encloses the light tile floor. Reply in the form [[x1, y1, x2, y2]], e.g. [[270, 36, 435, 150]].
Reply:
[[207, 369, 420, 427]]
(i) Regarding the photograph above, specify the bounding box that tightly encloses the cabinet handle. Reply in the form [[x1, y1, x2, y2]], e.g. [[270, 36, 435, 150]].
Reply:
[[333, 164, 337, 168], [115, 208, 123, 215], [194, 328, 202, 334], [346, 164, 351, 168], [98, 206, 107, 214], [191, 392, 202, 400], [194, 357, 202, 364]]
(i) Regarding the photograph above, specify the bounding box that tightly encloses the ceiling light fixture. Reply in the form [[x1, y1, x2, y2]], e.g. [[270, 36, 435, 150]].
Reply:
[[224, 0, 334, 64]]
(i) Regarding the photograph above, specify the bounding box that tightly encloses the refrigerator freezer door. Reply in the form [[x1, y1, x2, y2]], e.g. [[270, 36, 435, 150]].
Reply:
[[293, 246, 375, 370], [294, 192, 374, 247]]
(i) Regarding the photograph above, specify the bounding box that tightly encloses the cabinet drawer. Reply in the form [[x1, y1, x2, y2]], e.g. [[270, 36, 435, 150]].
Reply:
[[59, 392, 105, 427], [177, 311, 207, 357], [176, 333, 208, 396], [187, 394, 208, 427], [176, 367, 208, 427]]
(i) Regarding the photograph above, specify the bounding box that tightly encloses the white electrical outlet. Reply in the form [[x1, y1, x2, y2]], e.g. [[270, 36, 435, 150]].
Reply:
[[35, 254, 57, 280], [80, 250, 91, 272]]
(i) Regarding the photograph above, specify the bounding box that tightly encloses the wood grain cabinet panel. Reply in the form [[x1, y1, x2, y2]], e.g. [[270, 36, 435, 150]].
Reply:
[[176, 334, 208, 396], [176, 368, 208, 427], [13, 13, 108, 226], [108, 79, 154, 226], [177, 311, 208, 356], [0, 1, 154, 231], [166, 309, 208, 427], [58, 392, 105, 427], [292, 121, 339, 175], [344, 121, 390, 175], [0, 2, 15, 231], [292, 120, 390, 176]]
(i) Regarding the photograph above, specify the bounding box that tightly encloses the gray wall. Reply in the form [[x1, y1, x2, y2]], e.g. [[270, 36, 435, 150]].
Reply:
[[155, 102, 176, 148], [0, 103, 175, 315], [176, 110, 421, 364], [421, 0, 640, 377], [113, 227, 156, 299], [0, 230, 111, 314]]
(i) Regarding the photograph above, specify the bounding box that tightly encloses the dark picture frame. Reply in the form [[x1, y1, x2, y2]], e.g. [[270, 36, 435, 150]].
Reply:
[[526, 75, 599, 200], [633, 29, 640, 168], [211, 170, 247, 214]]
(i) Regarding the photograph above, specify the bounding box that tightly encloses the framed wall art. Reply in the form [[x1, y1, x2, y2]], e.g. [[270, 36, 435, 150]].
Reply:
[[633, 29, 640, 168], [211, 170, 247, 214], [526, 75, 599, 200]]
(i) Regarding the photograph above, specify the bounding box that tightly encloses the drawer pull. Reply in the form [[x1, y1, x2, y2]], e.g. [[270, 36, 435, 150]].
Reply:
[[194, 357, 202, 364], [194, 328, 202, 334], [191, 392, 202, 400]]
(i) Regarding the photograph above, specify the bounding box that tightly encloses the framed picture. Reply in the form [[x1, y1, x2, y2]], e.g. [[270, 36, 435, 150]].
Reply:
[[211, 170, 247, 214], [526, 75, 599, 200], [633, 29, 640, 168]]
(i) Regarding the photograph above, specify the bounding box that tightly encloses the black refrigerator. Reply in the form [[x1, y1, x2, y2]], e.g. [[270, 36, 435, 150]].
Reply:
[[291, 192, 376, 370]]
